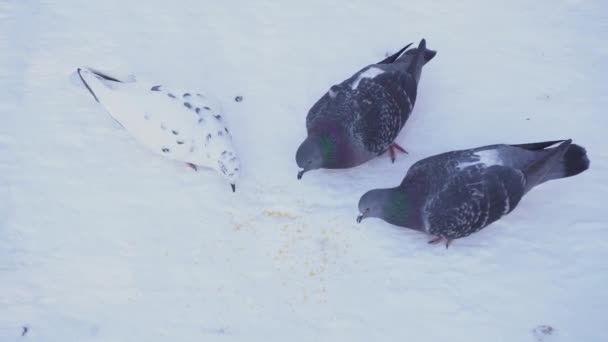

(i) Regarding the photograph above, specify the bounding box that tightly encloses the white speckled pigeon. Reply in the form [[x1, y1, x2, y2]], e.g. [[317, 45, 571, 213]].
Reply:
[[296, 39, 436, 179], [357, 140, 590, 247], [76, 67, 239, 192]]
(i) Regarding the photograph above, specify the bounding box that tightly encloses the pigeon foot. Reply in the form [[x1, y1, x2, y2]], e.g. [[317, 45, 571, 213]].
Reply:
[[387, 143, 408, 163]]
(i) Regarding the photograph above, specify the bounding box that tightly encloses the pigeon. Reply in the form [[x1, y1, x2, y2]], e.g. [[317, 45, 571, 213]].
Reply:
[[76, 67, 239, 192], [357, 140, 590, 247], [296, 39, 436, 179]]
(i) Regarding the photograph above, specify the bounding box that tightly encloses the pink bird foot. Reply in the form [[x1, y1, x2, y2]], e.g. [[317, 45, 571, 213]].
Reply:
[[387, 143, 408, 163]]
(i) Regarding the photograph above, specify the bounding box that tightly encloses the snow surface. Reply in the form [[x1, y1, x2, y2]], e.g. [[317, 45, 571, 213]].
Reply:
[[1, 0, 607, 341]]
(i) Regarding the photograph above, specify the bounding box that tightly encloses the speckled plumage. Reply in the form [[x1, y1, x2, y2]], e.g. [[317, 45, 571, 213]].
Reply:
[[76, 67, 239, 191], [307, 63, 415, 156], [357, 140, 590, 246], [296, 39, 436, 177]]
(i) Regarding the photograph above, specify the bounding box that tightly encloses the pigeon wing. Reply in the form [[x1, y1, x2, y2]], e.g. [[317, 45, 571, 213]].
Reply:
[[353, 70, 416, 154], [426, 164, 526, 240]]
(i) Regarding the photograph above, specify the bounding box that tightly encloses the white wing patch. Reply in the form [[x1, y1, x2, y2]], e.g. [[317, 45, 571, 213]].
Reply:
[[457, 149, 503, 170], [502, 193, 511, 215], [351, 67, 384, 90]]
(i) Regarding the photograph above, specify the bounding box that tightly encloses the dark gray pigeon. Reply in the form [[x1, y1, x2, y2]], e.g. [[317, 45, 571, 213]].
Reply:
[[296, 39, 436, 179], [357, 140, 590, 247]]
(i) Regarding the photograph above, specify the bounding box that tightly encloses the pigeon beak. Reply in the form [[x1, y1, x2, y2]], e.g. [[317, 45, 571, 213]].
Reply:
[[230, 183, 236, 192], [297, 170, 305, 180], [356, 214, 364, 223]]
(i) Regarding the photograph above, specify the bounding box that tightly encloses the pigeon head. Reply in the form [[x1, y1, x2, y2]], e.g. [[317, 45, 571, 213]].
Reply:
[[357, 188, 408, 225], [296, 134, 337, 179]]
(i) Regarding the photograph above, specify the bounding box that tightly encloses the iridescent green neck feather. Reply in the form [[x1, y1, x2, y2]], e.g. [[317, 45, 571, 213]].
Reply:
[[318, 134, 337, 163], [382, 190, 409, 227]]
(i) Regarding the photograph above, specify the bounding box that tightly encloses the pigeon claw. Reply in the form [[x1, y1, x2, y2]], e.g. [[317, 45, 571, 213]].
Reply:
[[231, 183, 236, 192], [428, 236, 443, 245], [297, 170, 304, 180], [391, 143, 408, 154], [187, 163, 198, 171], [428, 235, 453, 249], [445, 239, 452, 249], [356, 214, 363, 223], [386, 143, 408, 163]]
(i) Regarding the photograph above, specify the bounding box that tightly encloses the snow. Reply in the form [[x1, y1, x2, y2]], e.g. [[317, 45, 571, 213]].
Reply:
[[1, 0, 607, 341]]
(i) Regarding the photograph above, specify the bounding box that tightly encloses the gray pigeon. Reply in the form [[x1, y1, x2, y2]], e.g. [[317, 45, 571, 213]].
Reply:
[[296, 39, 436, 179], [357, 140, 590, 247]]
